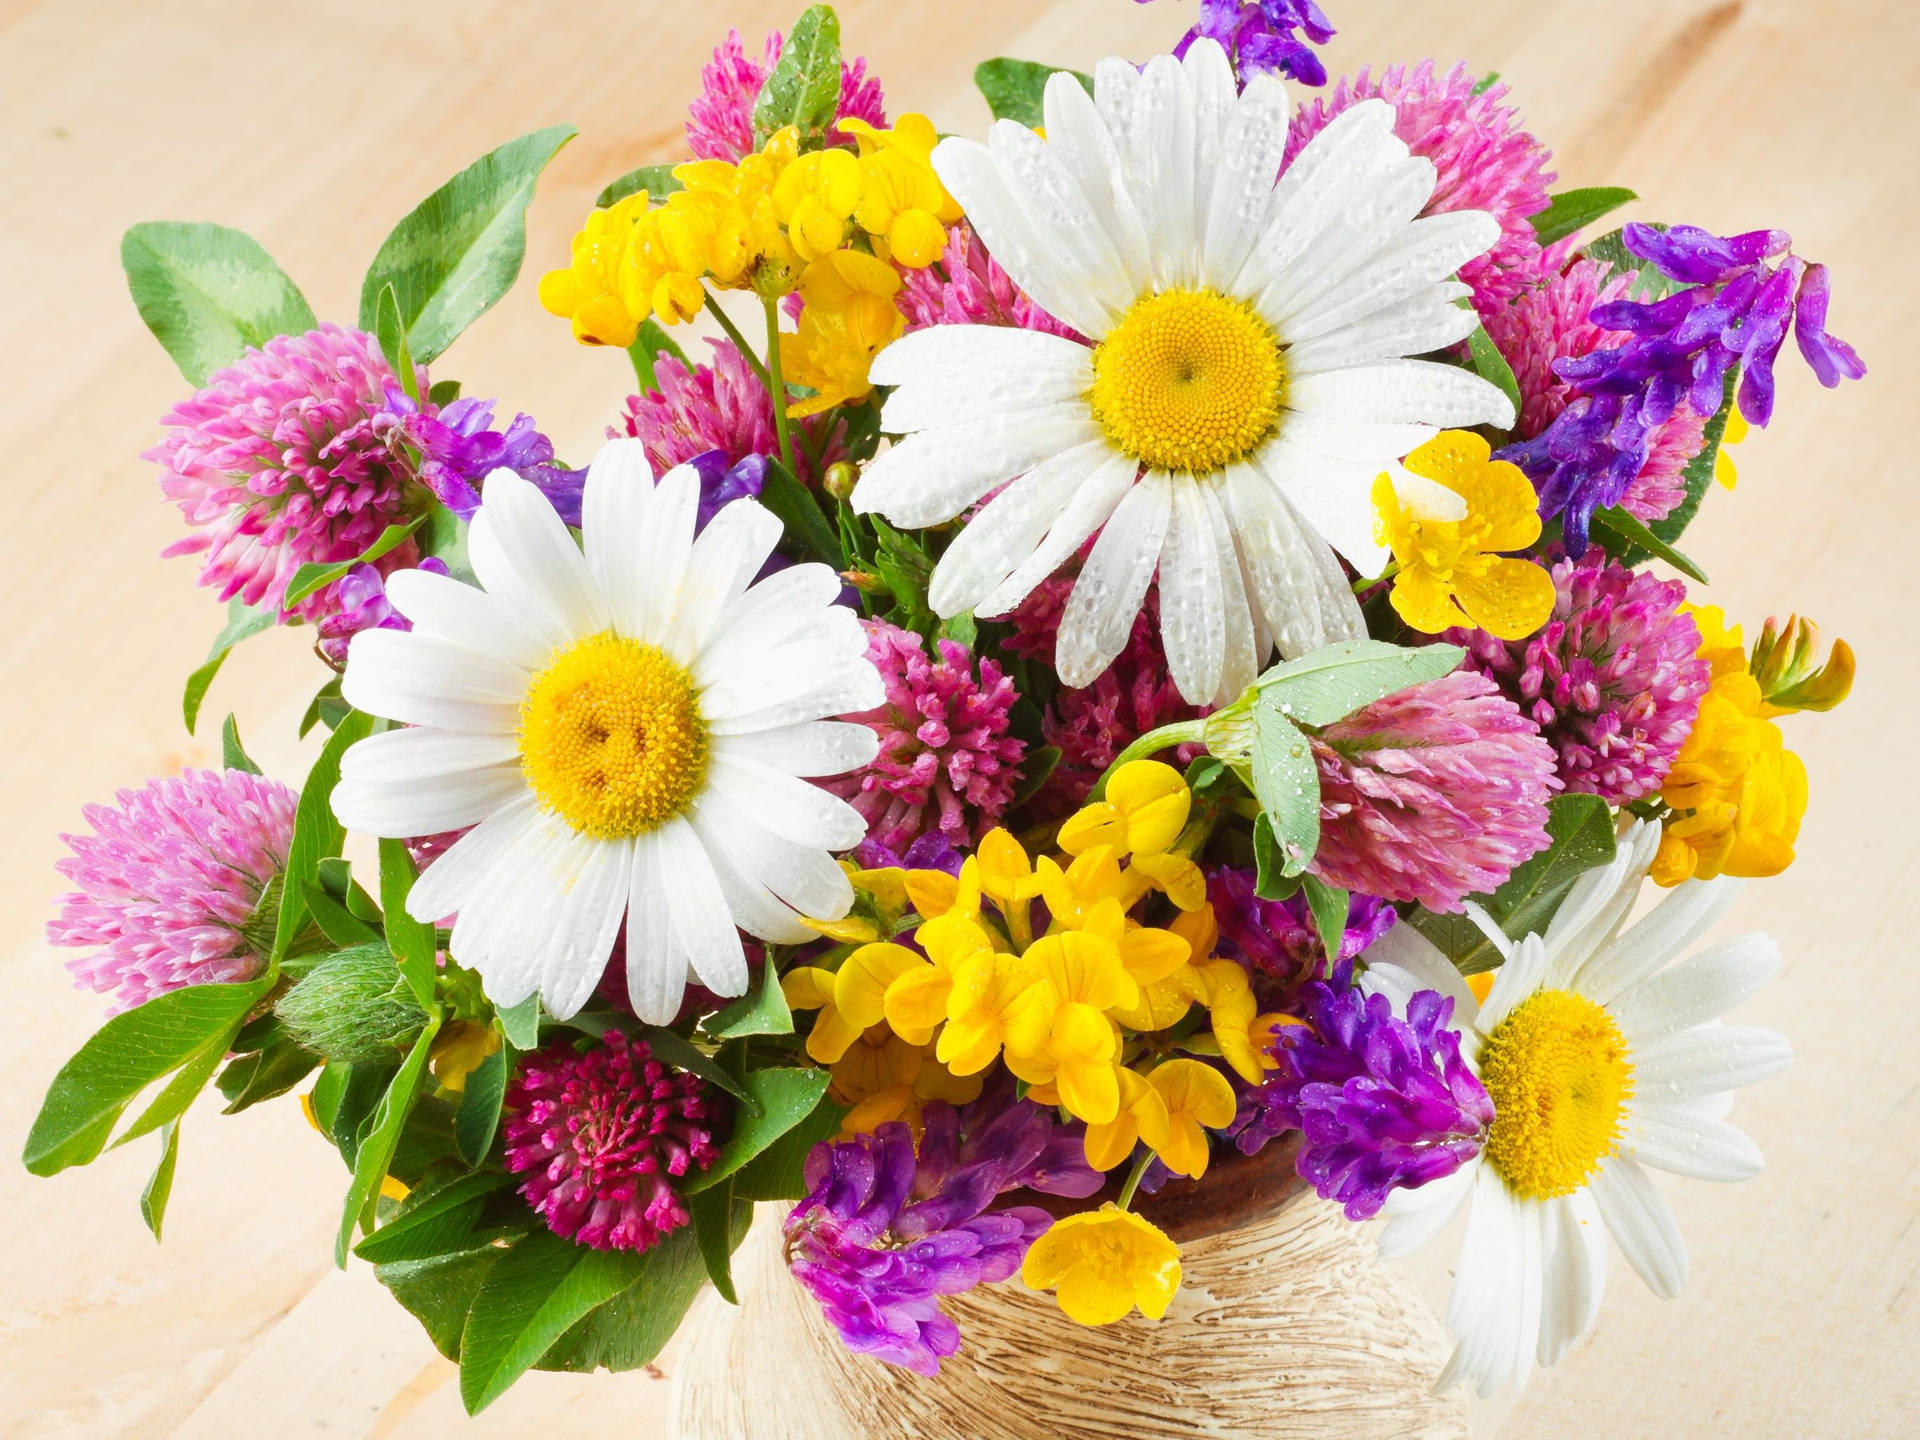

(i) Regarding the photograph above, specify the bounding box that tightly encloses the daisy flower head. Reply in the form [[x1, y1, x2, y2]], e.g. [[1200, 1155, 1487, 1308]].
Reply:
[[1362, 821, 1790, 1395], [853, 41, 1516, 707], [331, 440, 883, 1023]]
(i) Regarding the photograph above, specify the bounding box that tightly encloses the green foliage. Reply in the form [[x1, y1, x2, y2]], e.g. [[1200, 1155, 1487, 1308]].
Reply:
[[358, 125, 577, 363], [635, 1026, 758, 1112], [299, 676, 347, 738], [758, 455, 845, 566], [1467, 324, 1522, 421], [730, 1092, 845, 1200], [1642, 367, 1739, 553], [752, 5, 843, 147], [1584, 223, 1686, 302], [597, 164, 684, 210], [282, 517, 427, 612], [1249, 698, 1319, 878], [497, 995, 541, 1051], [217, 1027, 320, 1113], [372, 281, 421, 403], [1529, 187, 1638, 246], [704, 959, 795, 1040], [300, 879, 382, 948], [379, 839, 439, 1011], [1300, 875, 1349, 964], [1007, 745, 1062, 809], [183, 598, 275, 735], [1254, 639, 1465, 726], [687, 1183, 741, 1304], [1589, 504, 1709, 584], [626, 317, 689, 391], [1251, 814, 1300, 901], [273, 710, 375, 967], [686, 1068, 831, 1193], [454, 1047, 511, 1166], [275, 944, 429, 1065], [356, 1168, 521, 1265], [122, 221, 316, 385], [22, 975, 275, 1176], [220, 714, 261, 775], [338, 1019, 442, 1265], [140, 1123, 181, 1241], [974, 58, 1094, 128], [1408, 793, 1619, 973]]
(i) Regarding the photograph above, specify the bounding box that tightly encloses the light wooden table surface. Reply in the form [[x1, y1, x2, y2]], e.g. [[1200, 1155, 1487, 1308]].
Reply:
[[2, 1, 1912, 1435]]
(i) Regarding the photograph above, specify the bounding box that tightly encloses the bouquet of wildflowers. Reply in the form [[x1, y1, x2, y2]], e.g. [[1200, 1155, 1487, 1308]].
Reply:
[[28, 0, 1864, 1412]]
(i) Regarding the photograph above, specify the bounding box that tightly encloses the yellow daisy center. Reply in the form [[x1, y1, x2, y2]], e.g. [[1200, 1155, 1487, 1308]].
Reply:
[[519, 632, 708, 838], [1088, 287, 1285, 474], [1478, 989, 1633, 1201]]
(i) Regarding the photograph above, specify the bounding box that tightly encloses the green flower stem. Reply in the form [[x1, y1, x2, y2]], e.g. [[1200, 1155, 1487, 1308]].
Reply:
[[1087, 720, 1210, 801], [1116, 1149, 1154, 1212], [703, 292, 770, 386], [761, 296, 800, 480]]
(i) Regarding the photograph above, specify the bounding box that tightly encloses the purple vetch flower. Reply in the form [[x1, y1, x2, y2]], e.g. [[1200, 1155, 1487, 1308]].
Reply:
[[1143, 0, 1336, 86], [784, 1099, 1097, 1375], [1502, 223, 1863, 552], [1454, 559, 1710, 804], [1209, 867, 1398, 1003], [49, 769, 298, 1013], [853, 830, 966, 876], [372, 384, 583, 524], [1246, 981, 1494, 1219], [314, 557, 449, 668], [503, 1030, 719, 1252]]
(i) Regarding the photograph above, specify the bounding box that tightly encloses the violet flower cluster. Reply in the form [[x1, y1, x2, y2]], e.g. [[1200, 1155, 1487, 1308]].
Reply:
[[1147, 0, 1336, 85], [785, 1100, 1099, 1375], [1503, 223, 1864, 552], [1246, 981, 1494, 1219], [373, 385, 581, 524], [1210, 867, 1397, 1005]]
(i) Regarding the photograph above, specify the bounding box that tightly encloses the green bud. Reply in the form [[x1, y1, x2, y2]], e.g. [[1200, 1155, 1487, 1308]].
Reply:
[[275, 943, 427, 1064], [823, 461, 859, 502]]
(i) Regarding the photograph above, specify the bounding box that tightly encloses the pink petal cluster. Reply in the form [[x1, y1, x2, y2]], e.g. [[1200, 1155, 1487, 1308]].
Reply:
[[1483, 247, 1709, 524], [619, 339, 841, 486], [1002, 577, 1199, 816], [686, 28, 888, 163], [503, 1030, 720, 1253], [147, 324, 423, 621], [1453, 559, 1709, 804], [49, 769, 298, 1013], [895, 221, 1081, 340], [1284, 61, 1556, 316], [1310, 671, 1559, 912], [825, 620, 1028, 852]]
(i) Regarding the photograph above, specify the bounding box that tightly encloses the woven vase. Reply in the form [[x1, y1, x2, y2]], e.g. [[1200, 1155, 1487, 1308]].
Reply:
[[671, 1136, 1469, 1439]]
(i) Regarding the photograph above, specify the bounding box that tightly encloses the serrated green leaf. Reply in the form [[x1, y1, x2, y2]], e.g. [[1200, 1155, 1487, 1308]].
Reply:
[[627, 316, 689, 391], [597, 164, 684, 209], [274, 708, 374, 967], [1249, 701, 1319, 877], [704, 960, 794, 1040], [1529, 187, 1638, 246], [282, 516, 427, 611], [973, 58, 1094, 128], [1467, 324, 1522, 421], [338, 1018, 441, 1265], [122, 222, 316, 385], [220, 714, 261, 775], [1300, 875, 1348, 965], [685, 1068, 830, 1193], [1256, 639, 1464, 727], [22, 976, 275, 1176], [359, 125, 577, 363], [454, 1045, 510, 1166], [757, 455, 844, 566], [1589, 504, 1709, 584], [379, 839, 439, 1012], [184, 598, 276, 735], [140, 1122, 181, 1241], [751, 5, 842, 146]]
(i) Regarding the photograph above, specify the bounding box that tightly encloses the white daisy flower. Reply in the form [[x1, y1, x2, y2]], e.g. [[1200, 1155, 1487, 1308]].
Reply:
[[1361, 821, 1791, 1396], [851, 38, 1515, 706], [331, 441, 883, 1024]]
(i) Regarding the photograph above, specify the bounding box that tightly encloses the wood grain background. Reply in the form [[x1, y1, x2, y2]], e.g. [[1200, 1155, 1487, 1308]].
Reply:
[[1, 1, 1911, 1435]]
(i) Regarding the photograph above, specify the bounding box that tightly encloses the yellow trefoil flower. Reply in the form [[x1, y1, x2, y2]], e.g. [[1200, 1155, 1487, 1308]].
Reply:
[[771, 145, 863, 262], [780, 249, 906, 417], [1083, 1059, 1236, 1178], [840, 114, 961, 269], [537, 191, 653, 346], [1060, 760, 1191, 859], [1372, 429, 1555, 640], [935, 949, 1051, 1076], [1021, 1205, 1183, 1326], [1653, 668, 1807, 886]]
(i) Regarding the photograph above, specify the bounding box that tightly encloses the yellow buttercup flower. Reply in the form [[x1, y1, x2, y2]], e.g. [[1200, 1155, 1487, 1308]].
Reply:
[[1372, 429, 1555, 640], [840, 114, 961, 269], [1021, 1205, 1183, 1325]]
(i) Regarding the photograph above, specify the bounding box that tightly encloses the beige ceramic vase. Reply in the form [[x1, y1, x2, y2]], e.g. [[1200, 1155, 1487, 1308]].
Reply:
[[671, 1137, 1468, 1439]]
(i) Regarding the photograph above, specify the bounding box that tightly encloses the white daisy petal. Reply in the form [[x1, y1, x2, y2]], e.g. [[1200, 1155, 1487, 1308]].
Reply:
[[928, 440, 1114, 617], [1607, 933, 1781, 1042], [986, 120, 1139, 320], [1284, 210, 1502, 341], [976, 448, 1140, 618], [402, 793, 541, 925], [1283, 290, 1484, 374], [1476, 933, 1552, 1034], [1442, 1167, 1532, 1397], [340, 629, 523, 734], [581, 437, 657, 639], [451, 811, 577, 1007], [332, 763, 525, 839], [1630, 1025, 1794, 1101], [537, 833, 631, 1020], [852, 408, 1103, 528], [706, 657, 887, 736], [1537, 1191, 1607, 1368], [1286, 358, 1516, 432], [715, 722, 878, 779], [1221, 462, 1365, 658], [1043, 69, 1151, 295], [339, 727, 522, 786], [692, 787, 855, 926], [1055, 470, 1174, 688], [1129, 52, 1200, 285], [626, 831, 691, 1025], [1202, 480, 1262, 703], [1181, 37, 1238, 220], [632, 461, 701, 648], [1541, 820, 1664, 987], [384, 567, 549, 672], [1572, 873, 1742, 1005], [872, 326, 1094, 432], [1590, 1155, 1689, 1300], [1248, 433, 1388, 574], [1232, 99, 1399, 299], [1377, 1160, 1476, 1260], [665, 497, 784, 662], [1358, 921, 1478, 1018], [1202, 67, 1293, 304], [467, 469, 607, 643], [698, 562, 850, 683], [654, 818, 749, 996], [709, 754, 868, 852], [1157, 478, 1227, 703], [1621, 1104, 1765, 1183]]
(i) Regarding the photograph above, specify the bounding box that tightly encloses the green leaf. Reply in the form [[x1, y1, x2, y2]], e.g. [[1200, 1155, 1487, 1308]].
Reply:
[[281, 516, 427, 611], [337, 1018, 441, 1265], [534, 1214, 740, 1375], [183, 598, 275, 735], [871, 518, 934, 623], [1250, 814, 1300, 901], [275, 709, 375, 967], [751, 5, 842, 146], [627, 316, 689, 391], [1007, 745, 1062, 809], [1256, 639, 1465, 727], [1467, 325, 1522, 421], [418, 503, 477, 586], [636, 1026, 758, 1112], [22, 976, 275, 1176], [220, 714, 261, 775], [300, 676, 345, 739], [1248, 698, 1320, 877], [757, 456, 844, 567], [730, 1092, 844, 1201], [140, 1122, 181, 1241], [497, 996, 541, 1051], [377, 1242, 508, 1360], [454, 1046, 510, 1166], [938, 611, 978, 648], [121, 221, 316, 385], [372, 281, 421, 403], [358, 125, 577, 363], [704, 960, 794, 1040], [1589, 504, 1709, 584], [301, 879, 384, 948], [597, 164, 684, 209], [1528, 187, 1638, 246], [379, 839, 440, 1012], [113, 1020, 241, 1147], [428, 378, 463, 406], [1646, 366, 1739, 551], [217, 1037, 320, 1113], [688, 1183, 740, 1304], [685, 1068, 830, 1193], [974, 58, 1094, 128], [356, 1169, 520, 1265], [1300, 875, 1348, 966]]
